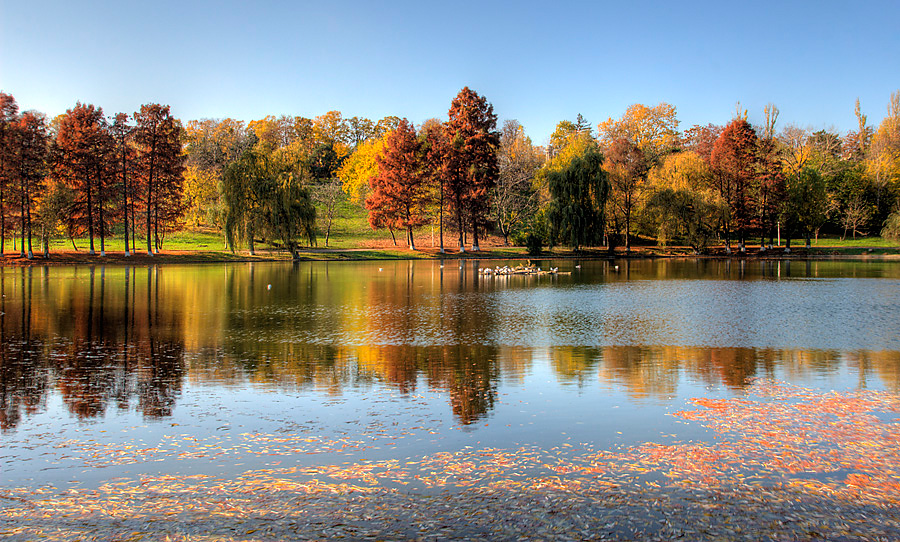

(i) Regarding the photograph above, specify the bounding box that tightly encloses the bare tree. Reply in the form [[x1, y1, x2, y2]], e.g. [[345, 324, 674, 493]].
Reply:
[[493, 120, 544, 244]]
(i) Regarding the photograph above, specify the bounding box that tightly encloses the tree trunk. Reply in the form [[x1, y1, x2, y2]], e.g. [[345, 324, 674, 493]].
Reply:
[[438, 182, 444, 253], [146, 138, 155, 256], [87, 178, 95, 255], [19, 178, 25, 257], [99, 187, 105, 256], [0, 192, 5, 255], [408, 226, 415, 250], [25, 196, 32, 260], [388, 226, 396, 246], [456, 195, 465, 252], [123, 155, 130, 256]]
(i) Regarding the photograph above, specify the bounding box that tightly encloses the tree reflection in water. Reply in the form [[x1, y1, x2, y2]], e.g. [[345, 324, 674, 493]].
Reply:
[[0, 260, 898, 431]]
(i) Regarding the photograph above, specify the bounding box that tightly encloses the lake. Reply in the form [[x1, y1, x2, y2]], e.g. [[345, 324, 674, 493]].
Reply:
[[1, 258, 899, 540]]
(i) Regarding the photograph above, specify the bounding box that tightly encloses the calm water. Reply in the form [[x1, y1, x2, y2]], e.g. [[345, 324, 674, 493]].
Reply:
[[1, 258, 899, 489]]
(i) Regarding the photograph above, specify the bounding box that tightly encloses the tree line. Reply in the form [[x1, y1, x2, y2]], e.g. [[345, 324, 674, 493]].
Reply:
[[0, 95, 184, 258], [1, 88, 899, 258]]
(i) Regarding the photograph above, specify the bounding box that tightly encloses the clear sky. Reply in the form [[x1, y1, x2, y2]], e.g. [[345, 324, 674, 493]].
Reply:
[[2, 0, 898, 144]]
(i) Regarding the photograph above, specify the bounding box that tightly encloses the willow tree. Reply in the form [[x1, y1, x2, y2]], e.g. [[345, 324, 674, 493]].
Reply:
[[222, 149, 315, 257], [546, 145, 609, 250]]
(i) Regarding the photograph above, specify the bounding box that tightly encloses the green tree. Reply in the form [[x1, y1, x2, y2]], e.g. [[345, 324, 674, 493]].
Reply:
[[222, 148, 315, 256], [546, 146, 609, 250], [782, 167, 827, 249]]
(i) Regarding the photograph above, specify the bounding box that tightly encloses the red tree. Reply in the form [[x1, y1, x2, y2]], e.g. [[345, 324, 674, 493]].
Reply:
[[133, 104, 185, 255], [365, 119, 430, 249], [10, 111, 49, 258], [53, 103, 115, 255], [111, 113, 137, 255], [0, 93, 20, 254], [443, 87, 500, 251], [605, 138, 648, 251], [711, 118, 759, 249], [682, 124, 722, 163]]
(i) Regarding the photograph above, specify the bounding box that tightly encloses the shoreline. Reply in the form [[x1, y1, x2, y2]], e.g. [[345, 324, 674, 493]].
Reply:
[[0, 245, 899, 266]]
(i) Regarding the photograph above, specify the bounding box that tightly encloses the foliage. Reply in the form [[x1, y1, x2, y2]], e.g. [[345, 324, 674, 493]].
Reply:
[[9, 111, 50, 257], [222, 148, 315, 256], [441, 87, 500, 251], [546, 146, 608, 249], [598, 103, 679, 164], [642, 188, 720, 251], [881, 211, 900, 241], [52, 102, 114, 254], [365, 119, 430, 249], [133, 103, 186, 254], [493, 120, 543, 245], [782, 167, 828, 246], [337, 136, 385, 203], [647, 151, 713, 193], [604, 138, 648, 250], [711, 118, 759, 244]]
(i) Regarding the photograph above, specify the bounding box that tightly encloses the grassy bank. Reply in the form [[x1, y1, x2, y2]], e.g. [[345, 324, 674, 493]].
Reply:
[[0, 225, 898, 266]]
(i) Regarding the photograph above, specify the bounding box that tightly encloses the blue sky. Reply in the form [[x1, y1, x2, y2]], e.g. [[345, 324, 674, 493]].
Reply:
[[1, 0, 898, 144]]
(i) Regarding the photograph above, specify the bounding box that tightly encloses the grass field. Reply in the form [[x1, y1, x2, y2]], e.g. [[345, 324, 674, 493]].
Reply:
[[0, 199, 898, 263]]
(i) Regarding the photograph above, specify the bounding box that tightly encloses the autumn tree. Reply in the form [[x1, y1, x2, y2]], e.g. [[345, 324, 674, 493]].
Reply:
[[604, 138, 648, 251], [34, 178, 75, 257], [867, 91, 900, 216], [644, 151, 722, 250], [313, 111, 351, 149], [337, 135, 385, 203], [10, 112, 49, 258], [682, 124, 722, 164], [442, 87, 500, 251], [598, 103, 679, 165], [493, 120, 543, 245], [110, 113, 137, 254], [183, 118, 254, 239], [710, 117, 759, 249], [347, 116, 376, 147], [365, 119, 431, 250], [755, 104, 786, 247], [53, 103, 115, 255], [0, 92, 18, 254], [546, 145, 608, 250], [133, 104, 185, 255], [308, 143, 346, 247], [423, 121, 451, 252]]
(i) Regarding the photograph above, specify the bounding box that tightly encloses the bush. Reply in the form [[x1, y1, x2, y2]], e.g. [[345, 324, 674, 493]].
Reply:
[[882, 211, 900, 242], [526, 233, 542, 256]]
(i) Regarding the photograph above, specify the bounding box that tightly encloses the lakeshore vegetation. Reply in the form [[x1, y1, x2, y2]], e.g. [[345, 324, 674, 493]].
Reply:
[[0, 89, 899, 260]]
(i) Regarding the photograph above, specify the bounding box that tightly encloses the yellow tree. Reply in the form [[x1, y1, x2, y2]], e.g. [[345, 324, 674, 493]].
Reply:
[[337, 136, 386, 203], [867, 91, 900, 197], [647, 151, 714, 193], [313, 111, 351, 148], [597, 103, 679, 164]]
